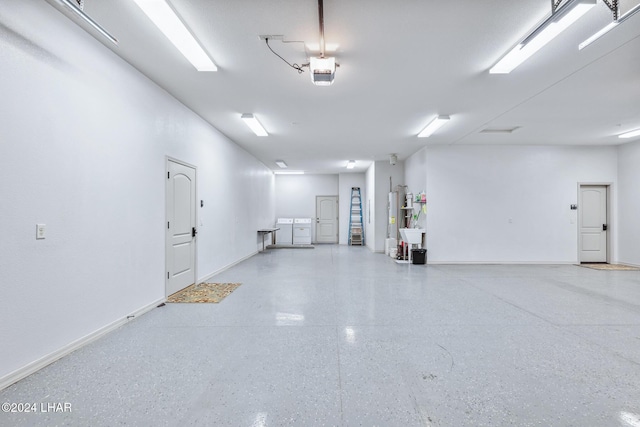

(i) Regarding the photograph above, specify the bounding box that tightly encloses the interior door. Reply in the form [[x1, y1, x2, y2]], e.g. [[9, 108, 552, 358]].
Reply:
[[316, 196, 338, 243], [579, 185, 607, 263], [166, 160, 197, 295]]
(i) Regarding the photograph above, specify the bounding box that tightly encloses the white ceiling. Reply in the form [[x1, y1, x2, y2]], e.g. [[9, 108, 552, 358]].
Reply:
[[65, 0, 640, 173]]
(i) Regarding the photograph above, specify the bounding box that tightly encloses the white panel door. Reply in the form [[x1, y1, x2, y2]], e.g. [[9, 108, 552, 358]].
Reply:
[[580, 185, 607, 263], [166, 160, 196, 295], [316, 196, 338, 243]]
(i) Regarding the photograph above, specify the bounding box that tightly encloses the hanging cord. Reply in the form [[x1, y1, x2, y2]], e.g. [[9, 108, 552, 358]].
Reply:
[[265, 38, 305, 74]]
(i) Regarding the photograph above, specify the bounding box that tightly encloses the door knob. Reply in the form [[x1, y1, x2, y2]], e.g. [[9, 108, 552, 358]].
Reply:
[[602, 224, 608, 231], [192, 227, 198, 237]]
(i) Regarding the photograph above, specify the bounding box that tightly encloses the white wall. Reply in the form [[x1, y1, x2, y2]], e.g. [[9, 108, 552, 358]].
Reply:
[[617, 140, 640, 266], [338, 173, 366, 245], [0, 2, 274, 387], [274, 174, 338, 242], [403, 145, 619, 263]]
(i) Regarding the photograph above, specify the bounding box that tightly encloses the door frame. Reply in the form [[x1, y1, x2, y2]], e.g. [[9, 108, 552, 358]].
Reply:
[[315, 195, 339, 244], [577, 182, 611, 264], [166, 156, 198, 296]]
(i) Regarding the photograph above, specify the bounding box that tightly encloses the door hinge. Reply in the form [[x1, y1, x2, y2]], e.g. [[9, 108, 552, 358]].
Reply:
[[167, 221, 170, 229], [167, 272, 169, 279], [167, 172, 170, 179]]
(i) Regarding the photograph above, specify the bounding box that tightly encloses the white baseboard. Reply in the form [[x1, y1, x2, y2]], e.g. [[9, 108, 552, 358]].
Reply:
[[198, 251, 258, 283], [0, 297, 164, 392], [616, 261, 640, 268], [426, 261, 576, 265]]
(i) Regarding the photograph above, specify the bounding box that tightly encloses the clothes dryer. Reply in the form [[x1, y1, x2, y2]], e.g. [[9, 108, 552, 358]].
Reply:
[[293, 218, 312, 245]]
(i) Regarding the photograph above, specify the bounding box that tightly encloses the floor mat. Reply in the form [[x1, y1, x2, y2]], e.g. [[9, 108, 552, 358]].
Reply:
[[579, 264, 640, 271], [167, 282, 241, 303]]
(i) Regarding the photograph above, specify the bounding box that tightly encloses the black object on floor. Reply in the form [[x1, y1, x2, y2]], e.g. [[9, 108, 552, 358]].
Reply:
[[412, 249, 427, 264]]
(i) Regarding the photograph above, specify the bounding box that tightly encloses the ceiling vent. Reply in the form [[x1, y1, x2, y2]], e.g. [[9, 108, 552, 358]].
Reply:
[[480, 127, 521, 134]]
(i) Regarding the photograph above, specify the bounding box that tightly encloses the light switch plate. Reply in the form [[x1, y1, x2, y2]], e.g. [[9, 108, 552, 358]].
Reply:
[[36, 224, 46, 239]]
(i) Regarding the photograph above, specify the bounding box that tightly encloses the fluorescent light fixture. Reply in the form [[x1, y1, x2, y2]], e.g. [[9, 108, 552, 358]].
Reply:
[[275, 160, 288, 169], [131, 0, 217, 71], [490, 0, 596, 74], [309, 56, 336, 86], [579, 21, 618, 50], [418, 115, 450, 138], [580, 2, 640, 50], [52, 0, 118, 45], [619, 128, 640, 139], [241, 114, 268, 136], [274, 171, 304, 175], [346, 160, 356, 169]]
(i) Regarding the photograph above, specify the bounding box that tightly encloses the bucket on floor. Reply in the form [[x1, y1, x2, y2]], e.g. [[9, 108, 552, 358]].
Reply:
[[385, 238, 397, 255], [412, 249, 426, 265]]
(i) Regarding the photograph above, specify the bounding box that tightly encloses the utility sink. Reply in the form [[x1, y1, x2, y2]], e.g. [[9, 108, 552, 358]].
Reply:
[[400, 228, 425, 245]]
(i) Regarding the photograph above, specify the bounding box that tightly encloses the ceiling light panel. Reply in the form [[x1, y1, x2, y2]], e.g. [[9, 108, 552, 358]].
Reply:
[[275, 160, 288, 169], [346, 160, 355, 169], [418, 115, 450, 138], [131, 0, 217, 71], [619, 128, 640, 139], [579, 21, 618, 50], [490, 0, 597, 74], [580, 3, 640, 50], [274, 171, 304, 175], [241, 114, 268, 136]]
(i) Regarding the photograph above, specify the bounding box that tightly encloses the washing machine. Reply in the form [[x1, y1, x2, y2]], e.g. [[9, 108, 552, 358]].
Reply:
[[275, 218, 293, 244], [293, 218, 312, 245]]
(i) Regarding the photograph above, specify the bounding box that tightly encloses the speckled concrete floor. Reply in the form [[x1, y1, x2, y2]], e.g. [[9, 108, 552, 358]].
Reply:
[[2, 245, 640, 426]]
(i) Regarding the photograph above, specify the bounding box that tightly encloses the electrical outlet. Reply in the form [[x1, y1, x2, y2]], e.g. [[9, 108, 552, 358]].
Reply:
[[36, 224, 46, 239]]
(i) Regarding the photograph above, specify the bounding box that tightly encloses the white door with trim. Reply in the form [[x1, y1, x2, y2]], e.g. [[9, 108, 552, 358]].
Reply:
[[166, 160, 197, 295], [579, 185, 607, 263], [316, 196, 338, 243]]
